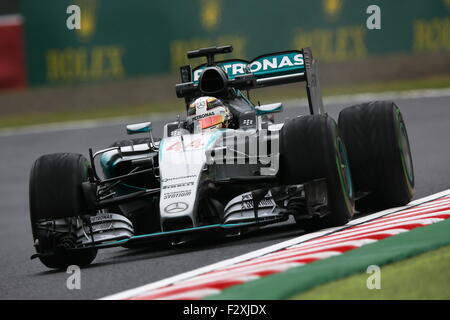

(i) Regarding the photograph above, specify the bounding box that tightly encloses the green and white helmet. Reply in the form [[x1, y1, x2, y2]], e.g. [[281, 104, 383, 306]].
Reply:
[[187, 96, 232, 131]]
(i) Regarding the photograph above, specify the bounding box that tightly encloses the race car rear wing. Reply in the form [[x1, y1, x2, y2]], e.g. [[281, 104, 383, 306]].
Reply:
[[176, 46, 324, 115]]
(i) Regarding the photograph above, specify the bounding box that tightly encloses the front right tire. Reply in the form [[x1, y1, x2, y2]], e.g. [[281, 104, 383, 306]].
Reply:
[[29, 153, 97, 269]]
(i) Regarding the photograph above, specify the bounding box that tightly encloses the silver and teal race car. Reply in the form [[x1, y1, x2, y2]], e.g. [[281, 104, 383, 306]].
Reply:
[[29, 45, 415, 269]]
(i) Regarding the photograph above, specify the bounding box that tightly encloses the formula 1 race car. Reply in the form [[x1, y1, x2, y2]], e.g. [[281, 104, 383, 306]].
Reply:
[[29, 46, 415, 268]]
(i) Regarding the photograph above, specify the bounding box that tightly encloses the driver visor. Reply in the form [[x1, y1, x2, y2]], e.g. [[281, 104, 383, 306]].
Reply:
[[199, 115, 225, 129]]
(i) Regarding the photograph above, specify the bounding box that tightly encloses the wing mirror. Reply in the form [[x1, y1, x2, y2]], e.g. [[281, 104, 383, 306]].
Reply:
[[126, 122, 157, 149], [126, 122, 152, 135], [255, 102, 283, 116]]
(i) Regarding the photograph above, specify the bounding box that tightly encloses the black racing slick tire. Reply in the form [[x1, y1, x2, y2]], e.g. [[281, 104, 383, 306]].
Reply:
[[338, 101, 414, 210], [29, 153, 97, 269], [279, 115, 355, 230]]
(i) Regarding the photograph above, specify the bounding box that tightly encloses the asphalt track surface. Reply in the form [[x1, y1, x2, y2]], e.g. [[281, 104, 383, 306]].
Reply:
[[0, 95, 449, 299]]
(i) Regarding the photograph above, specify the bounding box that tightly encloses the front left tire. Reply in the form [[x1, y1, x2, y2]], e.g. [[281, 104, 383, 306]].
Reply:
[[279, 114, 355, 230]]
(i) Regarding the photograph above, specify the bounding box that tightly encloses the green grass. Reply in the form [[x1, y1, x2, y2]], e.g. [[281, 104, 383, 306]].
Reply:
[[292, 244, 450, 300], [2, 74, 450, 129], [0, 100, 179, 129]]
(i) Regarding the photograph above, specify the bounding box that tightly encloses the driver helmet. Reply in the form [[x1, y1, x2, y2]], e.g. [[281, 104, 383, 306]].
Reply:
[[187, 96, 232, 132]]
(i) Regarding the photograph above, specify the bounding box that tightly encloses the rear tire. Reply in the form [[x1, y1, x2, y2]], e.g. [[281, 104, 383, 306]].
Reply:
[[338, 101, 414, 211], [279, 115, 354, 230], [29, 153, 97, 269]]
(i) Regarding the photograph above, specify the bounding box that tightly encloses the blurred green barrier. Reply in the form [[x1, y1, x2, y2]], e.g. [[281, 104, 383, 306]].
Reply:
[[22, 0, 450, 86]]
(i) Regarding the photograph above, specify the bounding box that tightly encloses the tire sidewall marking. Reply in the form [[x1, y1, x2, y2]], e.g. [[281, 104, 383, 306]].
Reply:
[[334, 136, 354, 213], [394, 107, 414, 192]]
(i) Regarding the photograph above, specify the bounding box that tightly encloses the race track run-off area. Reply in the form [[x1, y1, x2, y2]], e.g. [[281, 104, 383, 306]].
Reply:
[[103, 190, 450, 300]]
